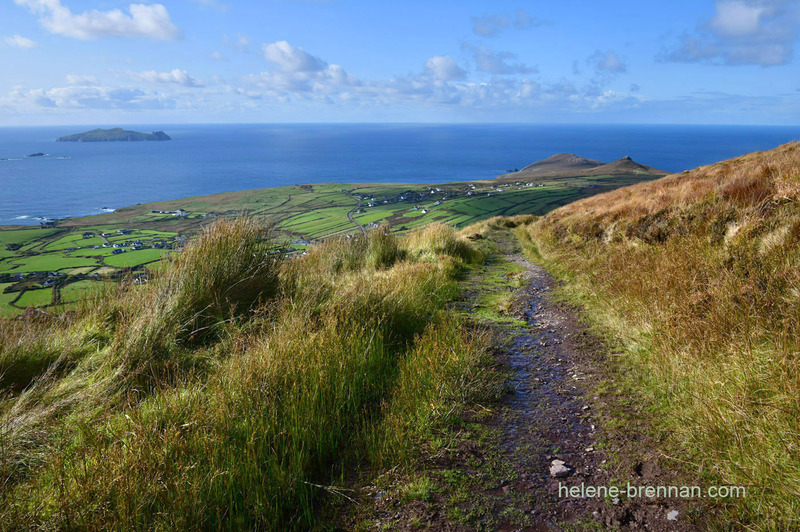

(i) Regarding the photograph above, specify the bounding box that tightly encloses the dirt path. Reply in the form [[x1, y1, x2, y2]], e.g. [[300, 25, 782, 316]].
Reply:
[[342, 231, 706, 530], [478, 252, 697, 530]]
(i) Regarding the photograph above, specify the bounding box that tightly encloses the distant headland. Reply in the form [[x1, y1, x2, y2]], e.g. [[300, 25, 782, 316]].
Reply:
[[56, 128, 171, 142], [497, 152, 667, 179]]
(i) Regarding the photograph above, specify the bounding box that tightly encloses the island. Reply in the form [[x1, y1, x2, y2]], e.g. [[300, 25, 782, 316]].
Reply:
[[56, 128, 171, 142]]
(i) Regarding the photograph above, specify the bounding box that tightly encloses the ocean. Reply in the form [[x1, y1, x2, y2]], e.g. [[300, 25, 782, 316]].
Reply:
[[1, 123, 797, 225]]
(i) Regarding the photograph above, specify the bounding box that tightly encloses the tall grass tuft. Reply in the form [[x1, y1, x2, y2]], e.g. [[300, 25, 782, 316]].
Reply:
[[366, 226, 402, 269], [403, 223, 484, 265], [114, 217, 280, 379]]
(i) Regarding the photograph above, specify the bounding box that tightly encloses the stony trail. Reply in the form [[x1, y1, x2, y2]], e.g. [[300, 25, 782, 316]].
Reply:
[[482, 252, 697, 530], [341, 231, 705, 531]]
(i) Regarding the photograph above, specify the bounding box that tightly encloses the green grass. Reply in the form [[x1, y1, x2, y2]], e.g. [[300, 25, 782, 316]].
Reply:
[[0, 173, 658, 317], [0, 228, 62, 246], [0, 219, 495, 530], [0, 283, 23, 316], [103, 248, 170, 268], [58, 280, 104, 305], [0, 254, 96, 273], [64, 247, 118, 258], [14, 287, 53, 308], [43, 233, 103, 251]]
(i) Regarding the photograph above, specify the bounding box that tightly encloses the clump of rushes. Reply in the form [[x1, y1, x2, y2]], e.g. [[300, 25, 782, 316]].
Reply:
[[517, 142, 800, 529], [365, 225, 402, 270], [0, 217, 492, 530], [114, 217, 280, 380]]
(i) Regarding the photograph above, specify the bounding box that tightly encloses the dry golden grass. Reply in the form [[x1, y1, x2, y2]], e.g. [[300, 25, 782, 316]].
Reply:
[[518, 141, 800, 529], [544, 141, 800, 233]]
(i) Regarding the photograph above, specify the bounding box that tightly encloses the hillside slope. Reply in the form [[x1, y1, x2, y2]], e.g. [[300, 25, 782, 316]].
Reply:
[[517, 141, 800, 528], [499, 153, 667, 180]]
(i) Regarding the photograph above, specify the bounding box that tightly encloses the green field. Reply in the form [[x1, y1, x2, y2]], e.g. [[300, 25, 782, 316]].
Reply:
[[0, 227, 62, 246], [104, 249, 169, 268], [64, 247, 117, 259], [0, 283, 22, 316], [59, 280, 104, 305], [43, 233, 103, 251], [15, 288, 53, 308], [1, 254, 98, 274], [0, 172, 661, 314]]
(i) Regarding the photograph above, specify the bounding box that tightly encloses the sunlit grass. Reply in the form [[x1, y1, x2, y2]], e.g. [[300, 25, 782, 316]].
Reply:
[[515, 141, 800, 529], [0, 218, 493, 530]]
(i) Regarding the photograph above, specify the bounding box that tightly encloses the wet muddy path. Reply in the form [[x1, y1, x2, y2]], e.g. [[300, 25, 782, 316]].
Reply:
[[484, 253, 695, 530]]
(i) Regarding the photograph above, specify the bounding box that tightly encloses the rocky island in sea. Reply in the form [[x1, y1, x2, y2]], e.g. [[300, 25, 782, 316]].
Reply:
[[56, 128, 171, 142]]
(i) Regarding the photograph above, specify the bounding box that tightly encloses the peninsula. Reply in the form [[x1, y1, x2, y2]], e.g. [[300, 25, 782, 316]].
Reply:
[[497, 152, 667, 180], [56, 128, 171, 142]]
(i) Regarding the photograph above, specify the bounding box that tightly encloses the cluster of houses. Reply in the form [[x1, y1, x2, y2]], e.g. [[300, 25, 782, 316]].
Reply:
[[74, 229, 179, 253], [358, 186, 452, 210], [35, 270, 64, 287], [355, 181, 542, 215], [151, 209, 188, 217]]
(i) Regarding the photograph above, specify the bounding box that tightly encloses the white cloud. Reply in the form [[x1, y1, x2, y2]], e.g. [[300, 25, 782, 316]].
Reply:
[[661, 0, 800, 66], [244, 63, 359, 95], [222, 33, 251, 53], [467, 44, 536, 75], [125, 69, 203, 87], [262, 40, 327, 72], [66, 74, 98, 86], [588, 50, 627, 73], [425, 55, 466, 81], [2, 84, 175, 111], [4, 34, 38, 48], [709, 0, 767, 36], [14, 0, 180, 40], [471, 9, 546, 37], [209, 51, 227, 61], [239, 55, 640, 116]]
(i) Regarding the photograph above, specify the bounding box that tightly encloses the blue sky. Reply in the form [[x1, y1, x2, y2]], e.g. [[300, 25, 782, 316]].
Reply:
[[1, 0, 799, 125]]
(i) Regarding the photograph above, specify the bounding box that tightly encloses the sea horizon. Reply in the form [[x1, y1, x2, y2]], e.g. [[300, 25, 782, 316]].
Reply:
[[2, 122, 798, 225]]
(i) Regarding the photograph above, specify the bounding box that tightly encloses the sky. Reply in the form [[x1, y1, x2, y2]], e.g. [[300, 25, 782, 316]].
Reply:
[[1, 0, 799, 125]]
